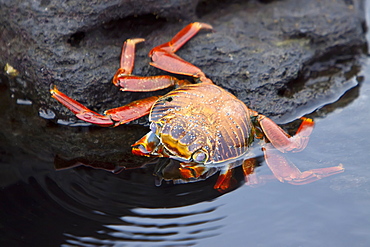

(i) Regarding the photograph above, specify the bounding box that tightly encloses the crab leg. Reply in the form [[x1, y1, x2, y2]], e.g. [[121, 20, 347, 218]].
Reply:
[[51, 86, 160, 127], [253, 115, 344, 184], [214, 165, 235, 192], [119, 38, 145, 75], [242, 158, 260, 186], [149, 22, 213, 83], [258, 116, 314, 153], [263, 143, 344, 185], [113, 39, 189, 92]]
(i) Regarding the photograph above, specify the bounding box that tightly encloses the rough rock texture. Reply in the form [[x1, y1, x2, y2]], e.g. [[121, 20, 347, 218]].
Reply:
[[0, 0, 366, 116], [0, 0, 367, 167]]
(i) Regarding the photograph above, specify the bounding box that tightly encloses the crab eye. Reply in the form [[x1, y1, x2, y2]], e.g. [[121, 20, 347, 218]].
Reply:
[[192, 149, 208, 163]]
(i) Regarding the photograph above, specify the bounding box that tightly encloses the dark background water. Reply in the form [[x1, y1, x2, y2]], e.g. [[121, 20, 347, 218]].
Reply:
[[1, 6, 370, 247]]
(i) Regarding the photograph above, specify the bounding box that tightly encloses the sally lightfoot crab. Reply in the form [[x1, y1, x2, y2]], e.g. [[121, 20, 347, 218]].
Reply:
[[51, 22, 344, 190]]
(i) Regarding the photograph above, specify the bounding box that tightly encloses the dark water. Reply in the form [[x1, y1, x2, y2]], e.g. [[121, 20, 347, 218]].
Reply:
[[2, 13, 370, 247]]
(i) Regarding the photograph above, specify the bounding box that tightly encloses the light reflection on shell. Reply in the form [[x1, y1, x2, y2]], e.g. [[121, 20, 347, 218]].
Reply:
[[150, 83, 253, 164]]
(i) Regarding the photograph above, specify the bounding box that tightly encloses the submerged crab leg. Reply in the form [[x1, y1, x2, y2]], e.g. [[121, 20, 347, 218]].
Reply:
[[242, 158, 260, 186], [253, 115, 344, 184], [51, 86, 160, 127], [263, 143, 344, 185], [113, 39, 189, 92], [149, 22, 213, 83]]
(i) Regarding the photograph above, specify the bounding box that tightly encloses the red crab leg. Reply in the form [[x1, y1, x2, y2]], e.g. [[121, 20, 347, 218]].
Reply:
[[257, 116, 315, 153], [252, 115, 344, 185], [51, 86, 160, 127], [149, 22, 213, 83], [119, 38, 145, 75], [113, 39, 189, 92], [263, 143, 344, 185]]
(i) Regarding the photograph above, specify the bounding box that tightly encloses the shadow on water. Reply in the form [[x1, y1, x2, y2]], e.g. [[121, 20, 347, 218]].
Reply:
[[2, 16, 370, 247]]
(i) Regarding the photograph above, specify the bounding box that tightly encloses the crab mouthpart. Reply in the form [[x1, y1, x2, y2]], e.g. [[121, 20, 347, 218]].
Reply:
[[179, 163, 208, 179]]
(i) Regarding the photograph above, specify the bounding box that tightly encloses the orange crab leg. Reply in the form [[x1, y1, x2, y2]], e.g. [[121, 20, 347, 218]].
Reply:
[[104, 95, 161, 126], [51, 86, 160, 127], [263, 144, 344, 185], [251, 115, 344, 185], [151, 22, 213, 54], [113, 39, 189, 92], [119, 38, 145, 75], [149, 22, 213, 82], [214, 166, 235, 192], [51, 86, 113, 126], [258, 116, 314, 153], [241, 158, 259, 185]]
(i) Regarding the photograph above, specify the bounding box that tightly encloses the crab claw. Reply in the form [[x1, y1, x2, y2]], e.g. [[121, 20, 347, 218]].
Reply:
[[131, 131, 160, 157]]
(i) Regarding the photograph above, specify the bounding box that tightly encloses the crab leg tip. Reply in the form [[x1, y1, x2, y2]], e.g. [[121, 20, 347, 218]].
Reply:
[[196, 22, 213, 30], [129, 38, 145, 44], [299, 117, 314, 126], [50, 85, 57, 94]]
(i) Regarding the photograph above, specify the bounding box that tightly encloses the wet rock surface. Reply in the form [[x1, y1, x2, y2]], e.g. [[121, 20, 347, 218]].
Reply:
[[0, 0, 367, 167]]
